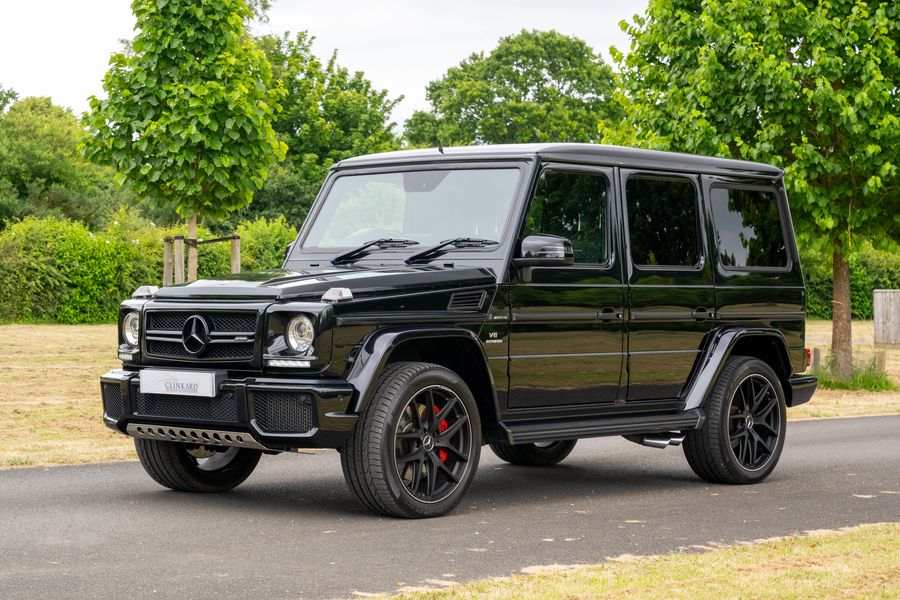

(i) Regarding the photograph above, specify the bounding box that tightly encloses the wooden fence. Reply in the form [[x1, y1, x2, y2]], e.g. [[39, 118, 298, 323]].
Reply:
[[162, 235, 240, 285], [874, 289, 900, 345]]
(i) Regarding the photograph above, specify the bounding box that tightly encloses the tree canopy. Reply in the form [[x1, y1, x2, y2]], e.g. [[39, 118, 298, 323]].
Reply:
[[613, 0, 900, 376], [233, 32, 401, 225], [404, 29, 623, 146], [81, 0, 287, 221], [0, 96, 125, 226]]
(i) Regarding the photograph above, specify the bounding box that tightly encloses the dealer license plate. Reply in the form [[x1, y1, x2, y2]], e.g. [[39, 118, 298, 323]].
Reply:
[[139, 369, 224, 398]]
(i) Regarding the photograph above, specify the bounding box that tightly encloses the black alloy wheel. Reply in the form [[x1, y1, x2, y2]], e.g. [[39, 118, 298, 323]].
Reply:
[[727, 374, 782, 471], [394, 384, 474, 503], [683, 356, 787, 484], [341, 362, 481, 518]]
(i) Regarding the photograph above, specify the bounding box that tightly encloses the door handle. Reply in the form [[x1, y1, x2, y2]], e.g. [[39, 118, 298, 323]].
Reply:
[[691, 307, 713, 321], [597, 308, 622, 321]]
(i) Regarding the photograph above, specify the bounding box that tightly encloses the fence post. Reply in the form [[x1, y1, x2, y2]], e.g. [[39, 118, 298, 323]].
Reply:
[[230, 236, 241, 274], [173, 235, 185, 284], [162, 237, 174, 286], [812, 348, 822, 370], [874, 289, 900, 345]]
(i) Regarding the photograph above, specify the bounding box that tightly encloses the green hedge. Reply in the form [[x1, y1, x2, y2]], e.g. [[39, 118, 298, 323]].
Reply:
[[0, 213, 296, 324], [802, 242, 900, 320]]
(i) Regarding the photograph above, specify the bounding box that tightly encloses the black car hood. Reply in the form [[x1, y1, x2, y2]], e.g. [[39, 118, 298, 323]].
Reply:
[[151, 265, 497, 301]]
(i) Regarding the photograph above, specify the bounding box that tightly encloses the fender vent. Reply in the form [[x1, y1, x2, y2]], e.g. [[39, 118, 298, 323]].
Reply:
[[448, 291, 487, 312]]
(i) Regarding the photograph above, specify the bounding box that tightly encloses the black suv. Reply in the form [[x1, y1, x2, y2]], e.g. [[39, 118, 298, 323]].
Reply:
[[101, 144, 817, 518]]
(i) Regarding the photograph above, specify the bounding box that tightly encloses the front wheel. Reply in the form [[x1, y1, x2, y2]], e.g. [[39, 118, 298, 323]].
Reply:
[[489, 440, 577, 466], [341, 362, 481, 518], [134, 439, 261, 493], [683, 356, 787, 484]]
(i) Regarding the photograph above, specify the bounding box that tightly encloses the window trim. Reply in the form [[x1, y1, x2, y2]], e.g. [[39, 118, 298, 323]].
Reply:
[[708, 182, 792, 273], [518, 164, 615, 270], [623, 172, 705, 273]]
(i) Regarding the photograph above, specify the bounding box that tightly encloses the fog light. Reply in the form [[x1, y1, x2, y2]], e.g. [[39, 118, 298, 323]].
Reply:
[[266, 358, 312, 368], [118, 351, 136, 362]]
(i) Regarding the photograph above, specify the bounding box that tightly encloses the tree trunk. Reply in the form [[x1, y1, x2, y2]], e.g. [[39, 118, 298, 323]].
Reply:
[[831, 244, 853, 379], [187, 215, 198, 283]]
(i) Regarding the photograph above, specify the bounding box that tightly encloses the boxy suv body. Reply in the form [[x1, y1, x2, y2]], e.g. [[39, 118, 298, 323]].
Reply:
[[101, 144, 817, 517]]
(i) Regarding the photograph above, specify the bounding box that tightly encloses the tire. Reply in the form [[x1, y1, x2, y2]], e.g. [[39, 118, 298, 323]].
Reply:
[[341, 362, 481, 518], [683, 356, 787, 484], [134, 439, 262, 493], [489, 440, 577, 466]]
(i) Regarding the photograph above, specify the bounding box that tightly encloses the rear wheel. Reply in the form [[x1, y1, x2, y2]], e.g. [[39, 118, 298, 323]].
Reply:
[[341, 362, 481, 518], [683, 356, 786, 484], [489, 440, 577, 466], [134, 439, 261, 493]]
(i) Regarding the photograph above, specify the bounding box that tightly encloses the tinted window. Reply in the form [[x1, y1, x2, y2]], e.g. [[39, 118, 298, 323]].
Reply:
[[626, 176, 699, 267], [710, 187, 787, 268], [523, 170, 609, 264]]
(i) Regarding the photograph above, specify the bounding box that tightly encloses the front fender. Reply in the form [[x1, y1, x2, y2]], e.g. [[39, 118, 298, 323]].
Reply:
[[345, 326, 497, 414], [681, 326, 797, 410]]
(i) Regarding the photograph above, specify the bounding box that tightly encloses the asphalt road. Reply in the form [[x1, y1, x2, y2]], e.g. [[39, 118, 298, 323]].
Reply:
[[1, 416, 898, 600]]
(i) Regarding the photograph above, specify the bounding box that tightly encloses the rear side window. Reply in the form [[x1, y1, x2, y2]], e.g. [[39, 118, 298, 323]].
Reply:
[[626, 176, 700, 267], [710, 187, 787, 269]]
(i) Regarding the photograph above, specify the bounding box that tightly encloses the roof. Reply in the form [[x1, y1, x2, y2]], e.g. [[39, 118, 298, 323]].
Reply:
[[335, 143, 784, 179]]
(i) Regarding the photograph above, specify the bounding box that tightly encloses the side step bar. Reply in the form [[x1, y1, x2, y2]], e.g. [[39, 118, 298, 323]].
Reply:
[[503, 408, 704, 445]]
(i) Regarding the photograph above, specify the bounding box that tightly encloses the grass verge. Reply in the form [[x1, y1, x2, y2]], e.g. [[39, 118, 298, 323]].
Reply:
[[388, 522, 900, 599]]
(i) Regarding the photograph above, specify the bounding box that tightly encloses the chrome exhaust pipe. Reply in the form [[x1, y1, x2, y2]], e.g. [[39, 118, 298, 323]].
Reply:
[[624, 432, 686, 449]]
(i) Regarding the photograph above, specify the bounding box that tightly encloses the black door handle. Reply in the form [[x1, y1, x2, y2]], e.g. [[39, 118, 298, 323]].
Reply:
[[691, 307, 713, 321]]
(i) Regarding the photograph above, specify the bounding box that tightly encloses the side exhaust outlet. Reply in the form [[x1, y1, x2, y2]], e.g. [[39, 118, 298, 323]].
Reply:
[[624, 432, 686, 449]]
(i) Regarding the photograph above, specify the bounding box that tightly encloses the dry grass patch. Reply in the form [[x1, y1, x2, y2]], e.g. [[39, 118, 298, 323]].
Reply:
[[387, 522, 900, 600], [0, 324, 133, 467]]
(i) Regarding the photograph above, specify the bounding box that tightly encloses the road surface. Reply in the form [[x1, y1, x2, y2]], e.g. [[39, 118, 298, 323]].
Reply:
[[1, 416, 898, 599]]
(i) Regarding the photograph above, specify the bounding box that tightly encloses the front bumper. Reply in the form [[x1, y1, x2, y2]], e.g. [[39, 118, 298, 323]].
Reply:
[[100, 369, 357, 451]]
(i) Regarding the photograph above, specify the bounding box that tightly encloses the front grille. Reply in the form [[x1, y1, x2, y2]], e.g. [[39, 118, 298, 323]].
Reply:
[[101, 382, 124, 420], [146, 312, 257, 333], [132, 388, 238, 423], [144, 310, 258, 363], [252, 391, 314, 433], [146, 339, 255, 360]]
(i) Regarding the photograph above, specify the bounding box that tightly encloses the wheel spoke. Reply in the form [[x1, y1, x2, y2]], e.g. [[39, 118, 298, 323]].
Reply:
[[436, 414, 468, 441], [410, 461, 424, 493], [436, 438, 468, 461], [751, 429, 774, 454], [397, 431, 422, 440], [425, 456, 438, 497], [397, 448, 424, 464], [434, 395, 458, 423], [437, 461, 460, 483], [754, 396, 776, 421], [425, 389, 437, 431], [408, 402, 423, 431]]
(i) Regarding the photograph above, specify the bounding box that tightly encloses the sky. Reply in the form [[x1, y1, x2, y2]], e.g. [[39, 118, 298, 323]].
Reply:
[[0, 0, 649, 128]]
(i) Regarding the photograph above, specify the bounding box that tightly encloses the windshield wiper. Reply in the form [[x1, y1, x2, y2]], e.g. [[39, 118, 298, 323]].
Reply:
[[331, 238, 419, 265], [404, 237, 498, 265]]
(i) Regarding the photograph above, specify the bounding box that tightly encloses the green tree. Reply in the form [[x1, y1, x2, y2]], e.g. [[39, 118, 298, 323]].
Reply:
[[614, 0, 900, 378], [0, 97, 125, 226], [82, 0, 287, 280], [404, 29, 623, 146], [0, 85, 17, 112], [231, 32, 400, 226]]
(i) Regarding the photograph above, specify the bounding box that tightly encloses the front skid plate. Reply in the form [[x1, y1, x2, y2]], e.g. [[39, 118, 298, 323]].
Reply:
[[126, 423, 268, 451]]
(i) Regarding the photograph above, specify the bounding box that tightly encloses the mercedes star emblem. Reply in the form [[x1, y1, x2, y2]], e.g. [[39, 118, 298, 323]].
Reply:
[[181, 315, 210, 355]]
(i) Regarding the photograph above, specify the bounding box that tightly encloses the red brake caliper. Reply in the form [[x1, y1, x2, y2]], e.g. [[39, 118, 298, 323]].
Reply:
[[436, 405, 449, 463]]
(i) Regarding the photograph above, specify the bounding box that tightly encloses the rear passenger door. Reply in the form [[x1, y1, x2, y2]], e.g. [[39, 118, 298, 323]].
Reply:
[[621, 171, 715, 402]]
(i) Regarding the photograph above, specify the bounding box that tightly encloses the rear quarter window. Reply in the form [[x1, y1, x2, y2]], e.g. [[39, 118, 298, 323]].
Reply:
[[710, 186, 788, 269]]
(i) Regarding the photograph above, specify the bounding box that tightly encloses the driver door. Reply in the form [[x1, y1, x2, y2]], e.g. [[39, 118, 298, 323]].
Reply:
[[507, 165, 625, 409]]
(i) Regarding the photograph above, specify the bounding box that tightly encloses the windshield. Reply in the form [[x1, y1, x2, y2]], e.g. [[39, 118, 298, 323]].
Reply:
[[301, 168, 522, 250]]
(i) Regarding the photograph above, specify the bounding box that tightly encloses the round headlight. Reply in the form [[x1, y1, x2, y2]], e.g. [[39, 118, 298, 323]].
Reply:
[[286, 315, 314, 353], [123, 311, 140, 347]]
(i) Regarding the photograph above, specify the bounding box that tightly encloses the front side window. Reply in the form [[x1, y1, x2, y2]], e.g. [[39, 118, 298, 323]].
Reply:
[[710, 186, 787, 268], [523, 169, 609, 264], [302, 168, 522, 249], [626, 176, 700, 268]]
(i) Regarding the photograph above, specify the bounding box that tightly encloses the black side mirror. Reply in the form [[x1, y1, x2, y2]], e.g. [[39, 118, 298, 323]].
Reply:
[[513, 234, 574, 267]]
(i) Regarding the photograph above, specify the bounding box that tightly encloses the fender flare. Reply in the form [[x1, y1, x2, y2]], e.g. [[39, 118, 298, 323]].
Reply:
[[345, 326, 499, 416], [681, 326, 794, 410]]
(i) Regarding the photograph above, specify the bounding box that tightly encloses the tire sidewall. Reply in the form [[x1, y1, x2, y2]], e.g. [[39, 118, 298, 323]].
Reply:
[[715, 359, 787, 483], [378, 366, 482, 517]]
